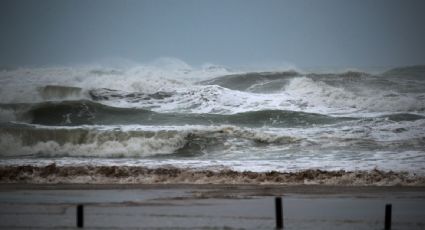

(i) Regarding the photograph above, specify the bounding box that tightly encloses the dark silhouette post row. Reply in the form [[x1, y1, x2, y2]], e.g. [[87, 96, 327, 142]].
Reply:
[[73, 200, 393, 229]]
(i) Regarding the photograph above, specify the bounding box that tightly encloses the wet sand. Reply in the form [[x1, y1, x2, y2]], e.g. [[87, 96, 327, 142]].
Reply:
[[1, 184, 425, 229]]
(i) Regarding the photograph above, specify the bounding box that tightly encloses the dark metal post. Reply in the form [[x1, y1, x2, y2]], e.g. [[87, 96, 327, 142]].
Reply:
[[385, 204, 392, 230], [275, 197, 283, 229], [77, 204, 84, 228]]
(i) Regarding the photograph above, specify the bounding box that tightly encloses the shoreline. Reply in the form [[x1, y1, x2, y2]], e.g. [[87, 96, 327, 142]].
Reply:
[[1, 163, 425, 186]]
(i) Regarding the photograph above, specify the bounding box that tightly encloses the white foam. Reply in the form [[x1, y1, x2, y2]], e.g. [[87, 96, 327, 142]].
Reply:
[[0, 58, 233, 104], [90, 75, 425, 116], [282, 77, 425, 116], [1, 60, 423, 117], [1, 150, 424, 175], [0, 131, 188, 158]]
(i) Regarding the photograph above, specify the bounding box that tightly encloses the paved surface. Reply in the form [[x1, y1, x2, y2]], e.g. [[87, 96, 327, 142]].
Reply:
[[0, 185, 424, 229]]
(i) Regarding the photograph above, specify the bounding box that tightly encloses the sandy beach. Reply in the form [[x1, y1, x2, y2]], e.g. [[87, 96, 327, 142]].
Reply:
[[1, 184, 425, 229]]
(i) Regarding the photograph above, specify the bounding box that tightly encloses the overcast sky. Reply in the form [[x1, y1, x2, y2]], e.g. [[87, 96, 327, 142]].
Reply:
[[1, 0, 425, 68]]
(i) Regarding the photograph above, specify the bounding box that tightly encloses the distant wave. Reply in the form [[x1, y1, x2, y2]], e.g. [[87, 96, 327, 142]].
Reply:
[[382, 65, 425, 79], [198, 71, 300, 92], [198, 70, 376, 93], [199, 69, 425, 94], [1, 65, 424, 115], [0, 60, 231, 104], [65, 80, 425, 115], [196, 72, 424, 114]]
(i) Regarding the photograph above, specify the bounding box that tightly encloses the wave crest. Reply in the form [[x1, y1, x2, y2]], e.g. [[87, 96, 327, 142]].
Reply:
[[0, 125, 300, 158], [1, 100, 350, 127]]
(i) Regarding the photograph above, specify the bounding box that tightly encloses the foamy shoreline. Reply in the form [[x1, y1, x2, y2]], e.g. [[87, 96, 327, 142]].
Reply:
[[1, 163, 424, 186]]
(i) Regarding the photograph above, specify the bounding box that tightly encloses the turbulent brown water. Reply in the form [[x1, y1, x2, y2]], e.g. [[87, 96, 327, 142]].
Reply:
[[1, 164, 424, 185]]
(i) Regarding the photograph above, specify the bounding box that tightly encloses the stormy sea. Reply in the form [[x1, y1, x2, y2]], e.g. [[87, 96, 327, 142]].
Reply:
[[1, 60, 424, 185]]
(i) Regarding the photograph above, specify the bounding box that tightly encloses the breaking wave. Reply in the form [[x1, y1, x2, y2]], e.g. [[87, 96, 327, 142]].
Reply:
[[1, 100, 353, 127], [0, 125, 300, 158]]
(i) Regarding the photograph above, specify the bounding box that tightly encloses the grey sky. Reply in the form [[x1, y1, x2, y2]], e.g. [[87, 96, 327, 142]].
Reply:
[[1, 0, 425, 68]]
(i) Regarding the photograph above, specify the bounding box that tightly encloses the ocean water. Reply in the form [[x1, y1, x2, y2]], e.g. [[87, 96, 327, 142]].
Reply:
[[1, 60, 424, 177]]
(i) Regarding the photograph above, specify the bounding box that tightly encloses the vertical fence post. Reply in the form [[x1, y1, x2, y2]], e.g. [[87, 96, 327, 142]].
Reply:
[[385, 204, 392, 230], [77, 204, 84, 228], [275, 197, 283, 229]]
